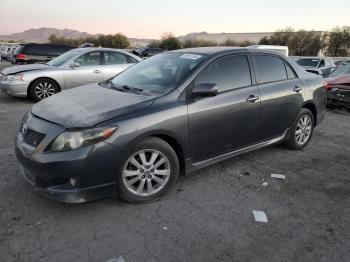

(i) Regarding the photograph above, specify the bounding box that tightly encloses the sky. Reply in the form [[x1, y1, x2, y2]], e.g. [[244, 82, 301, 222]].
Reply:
[[0, 0, 349, 39]]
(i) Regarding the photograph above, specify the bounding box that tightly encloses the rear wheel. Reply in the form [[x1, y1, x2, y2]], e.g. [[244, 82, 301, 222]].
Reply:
[[29, 78, 59, 102], [117, 137, 179, 203], [284, 108, 314, 150]]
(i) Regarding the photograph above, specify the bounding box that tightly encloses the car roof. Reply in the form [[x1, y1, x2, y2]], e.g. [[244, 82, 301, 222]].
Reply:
[[73, 47, 142, 60], [169, 46, 288, 57], [170, 46, 242, 55]]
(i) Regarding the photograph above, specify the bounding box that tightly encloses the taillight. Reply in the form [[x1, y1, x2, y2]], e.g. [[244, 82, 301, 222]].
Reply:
[[16, 53, 26, 60], [323, 81, 330, 91]]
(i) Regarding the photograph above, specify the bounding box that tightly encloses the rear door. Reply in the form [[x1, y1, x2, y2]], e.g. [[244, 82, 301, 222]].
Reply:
[[102, 51, 137, 80], [187, 54, 261, 163], [63, 51, 103, 89], [252, 53, 304, 141]]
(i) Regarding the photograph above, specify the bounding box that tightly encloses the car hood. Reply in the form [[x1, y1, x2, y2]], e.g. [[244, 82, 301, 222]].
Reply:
[[1, 64, 54, 75], [31, 84, 156, 128]]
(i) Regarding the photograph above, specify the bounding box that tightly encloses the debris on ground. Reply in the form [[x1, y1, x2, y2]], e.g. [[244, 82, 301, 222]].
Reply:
[[106, 256, 126, 262], [163, 226, 168, 231], [252, 210, 268, 223], [262, 181, 269, 187], [243, 171, 250, 176], [271, 173, 286, 180]]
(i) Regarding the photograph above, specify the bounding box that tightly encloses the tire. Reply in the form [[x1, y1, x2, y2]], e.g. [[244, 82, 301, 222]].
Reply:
[[29, 78, 59, 102], [117, 137, 179, 203], [284, 108, 314, 150]]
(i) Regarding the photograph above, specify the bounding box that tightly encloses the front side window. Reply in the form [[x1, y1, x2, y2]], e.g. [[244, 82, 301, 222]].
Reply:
[[195, 55, 252, 92], [47, 49, 84, 66], [75, 51, 101, 66], [104, 51, 128, 65], [254, 55, 287, 84], [110, 52, 207, 95], [319, 60, 325, 68]]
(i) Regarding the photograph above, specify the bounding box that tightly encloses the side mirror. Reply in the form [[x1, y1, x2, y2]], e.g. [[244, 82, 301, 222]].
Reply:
[[191, 83, 218, 98], [70, 62, 80, 68]]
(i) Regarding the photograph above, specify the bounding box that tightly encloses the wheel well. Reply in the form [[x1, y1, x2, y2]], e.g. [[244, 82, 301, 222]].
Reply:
[[303, 103, 317, 126], [152, 134, 186, 176], [27, 77, 61, 97]]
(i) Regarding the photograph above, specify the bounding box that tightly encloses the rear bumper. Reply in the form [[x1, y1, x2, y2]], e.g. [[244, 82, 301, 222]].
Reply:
[[0, 81, 29, 97], [327, 94, 350, 110]]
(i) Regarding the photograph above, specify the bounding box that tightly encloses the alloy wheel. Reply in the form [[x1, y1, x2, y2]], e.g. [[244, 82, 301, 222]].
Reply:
[[35, 82, 56, 99], [122, 149, 171, 196], [295, 115, 312, 145]]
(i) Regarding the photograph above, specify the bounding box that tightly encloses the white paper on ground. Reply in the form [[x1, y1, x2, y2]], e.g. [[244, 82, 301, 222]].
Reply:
[[252, 210, 268, 223], [271, 173, 286, 180], [106, 256, 125, 262]]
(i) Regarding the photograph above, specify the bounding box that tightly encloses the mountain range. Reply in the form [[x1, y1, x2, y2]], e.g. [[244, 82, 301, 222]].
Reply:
[[0, 28, 273, 46]]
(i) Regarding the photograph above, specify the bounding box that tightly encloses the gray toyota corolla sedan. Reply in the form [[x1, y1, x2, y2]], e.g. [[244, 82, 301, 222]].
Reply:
[[0, 47, 141, 101], [15, 47, 326, 204]]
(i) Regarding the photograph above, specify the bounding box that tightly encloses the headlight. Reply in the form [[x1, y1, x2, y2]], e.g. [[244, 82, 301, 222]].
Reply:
[[49, 127, 117, 152], [6, 74, 24, 81]]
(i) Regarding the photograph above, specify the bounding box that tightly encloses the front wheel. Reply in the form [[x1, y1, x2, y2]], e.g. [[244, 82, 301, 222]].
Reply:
[[284, 108, 314, 150], [117, 137, 179, 203], [29, 78, 59, 102]]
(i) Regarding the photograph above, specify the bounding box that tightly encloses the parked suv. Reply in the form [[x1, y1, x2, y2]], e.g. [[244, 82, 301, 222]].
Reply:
[[12, 43, 75, 64], [15, 47, 326, 204]]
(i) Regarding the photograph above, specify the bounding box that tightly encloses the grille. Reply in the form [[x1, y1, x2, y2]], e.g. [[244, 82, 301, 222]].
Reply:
[[22, 128, 46, 147]]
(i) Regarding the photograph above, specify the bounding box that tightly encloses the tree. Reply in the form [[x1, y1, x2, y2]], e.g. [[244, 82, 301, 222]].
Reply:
[[322, 26, 350, 57], [258, 27, 322, 56], [159, 32, 181, 50], [222, 39, 255, 47], [112, 33, 129, 48], [48, 33, 130, 48], [258, 27, 295, 46], [289, 30, 322, 56], [148, 40, 161, 48], [182, 39, 217, 48]]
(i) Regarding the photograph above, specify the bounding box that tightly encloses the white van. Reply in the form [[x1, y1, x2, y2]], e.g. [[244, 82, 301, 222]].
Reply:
[[248, 45, 289, 57]]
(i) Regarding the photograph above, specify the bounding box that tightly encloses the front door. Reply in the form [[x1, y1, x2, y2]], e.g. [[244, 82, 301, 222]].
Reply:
[[63, 51, 103, 89], [187, 54, 261, 163]]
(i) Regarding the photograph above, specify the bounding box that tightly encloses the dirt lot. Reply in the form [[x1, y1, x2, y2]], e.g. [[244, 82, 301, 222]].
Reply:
[[0, 62, 349, 261]]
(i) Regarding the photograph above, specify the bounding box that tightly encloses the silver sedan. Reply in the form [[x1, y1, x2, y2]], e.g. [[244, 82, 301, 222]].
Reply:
[[0, 47, 142, 101]]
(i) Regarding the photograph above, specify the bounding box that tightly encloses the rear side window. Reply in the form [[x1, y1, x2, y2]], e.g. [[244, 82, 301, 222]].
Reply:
[[285, 62, 296, 79], [128, 56, 139, 63], [104, 51, 128, 65], [254, 55, 287, 83], [14, 46, 24, 55], [75, 51, 101, 66], [195, 55, 252, 92]]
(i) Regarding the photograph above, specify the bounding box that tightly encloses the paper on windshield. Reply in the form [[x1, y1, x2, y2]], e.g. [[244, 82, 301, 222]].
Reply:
[[180, 54, 202, 60]]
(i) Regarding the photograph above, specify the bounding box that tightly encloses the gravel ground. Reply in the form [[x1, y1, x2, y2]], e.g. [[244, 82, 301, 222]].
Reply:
[[0, 62, 11, 71], [0, 62, 349, 261]]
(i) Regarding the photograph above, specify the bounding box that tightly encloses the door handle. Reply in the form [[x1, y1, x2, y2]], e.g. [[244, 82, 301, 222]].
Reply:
[[246, 95, 259, 103], [93, 69, 101, 73], [293, 86, 302, 92]]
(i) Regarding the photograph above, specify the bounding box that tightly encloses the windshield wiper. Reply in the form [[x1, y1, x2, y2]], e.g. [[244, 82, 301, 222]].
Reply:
[[112, 84, 144, 95]]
